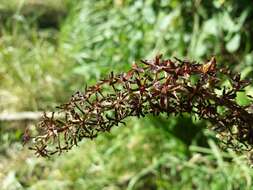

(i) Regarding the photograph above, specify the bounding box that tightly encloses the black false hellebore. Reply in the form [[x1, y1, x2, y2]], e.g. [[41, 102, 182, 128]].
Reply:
[[25, 55, 253, 157]]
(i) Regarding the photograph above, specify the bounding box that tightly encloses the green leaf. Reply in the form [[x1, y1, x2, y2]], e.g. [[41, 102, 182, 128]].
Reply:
[[221, 12, 238, 33], [203, 18, 219, 36], [225, 34, 241, 53], [241, 66, 252, 79], [236, 91, 251, 106]]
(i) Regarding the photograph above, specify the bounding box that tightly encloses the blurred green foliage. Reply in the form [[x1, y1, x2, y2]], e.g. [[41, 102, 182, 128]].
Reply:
[[0, 0, 253, 189]]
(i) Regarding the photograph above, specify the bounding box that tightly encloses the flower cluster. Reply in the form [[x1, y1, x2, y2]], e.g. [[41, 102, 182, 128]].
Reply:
[[27, 55, 253, 156]]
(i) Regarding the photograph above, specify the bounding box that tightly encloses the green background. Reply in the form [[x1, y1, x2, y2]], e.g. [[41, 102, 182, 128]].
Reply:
[[1, 0, 253, 189]]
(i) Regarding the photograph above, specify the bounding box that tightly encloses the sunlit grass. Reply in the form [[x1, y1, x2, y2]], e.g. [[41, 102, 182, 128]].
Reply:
[[0, 27, 71, 111], [0, 0, 67, 11], [1, 119, 253, 190]]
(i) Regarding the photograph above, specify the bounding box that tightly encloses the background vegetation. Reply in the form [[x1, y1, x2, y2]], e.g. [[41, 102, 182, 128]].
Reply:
[[0, 0, 253, 189]]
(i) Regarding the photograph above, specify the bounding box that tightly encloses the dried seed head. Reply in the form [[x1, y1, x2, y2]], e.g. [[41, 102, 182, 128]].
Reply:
[[27, 55, 253, 157]]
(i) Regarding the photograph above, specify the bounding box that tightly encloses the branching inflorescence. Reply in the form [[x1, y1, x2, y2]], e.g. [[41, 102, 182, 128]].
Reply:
[[27, 55, 253, 157]]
